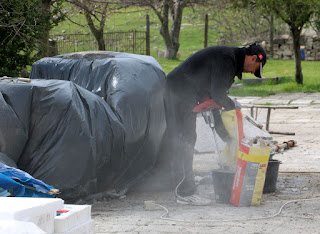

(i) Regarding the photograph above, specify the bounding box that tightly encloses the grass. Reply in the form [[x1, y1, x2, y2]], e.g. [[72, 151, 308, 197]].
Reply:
[[230, 59, 320, 96], [157, 56, 320, 97], [51, 6, 320, 96]]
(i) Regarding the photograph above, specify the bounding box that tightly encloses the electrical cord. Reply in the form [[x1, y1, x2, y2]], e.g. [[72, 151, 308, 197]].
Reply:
[[153, 196, 320, 223], [174, 160, 187, 202]]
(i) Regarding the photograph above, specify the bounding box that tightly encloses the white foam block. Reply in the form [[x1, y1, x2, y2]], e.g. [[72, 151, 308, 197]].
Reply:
[[54, 204, 92, 233], [54, 220, 94, 234], [0, 197, 64, 233], [0, 220, 46, 234]]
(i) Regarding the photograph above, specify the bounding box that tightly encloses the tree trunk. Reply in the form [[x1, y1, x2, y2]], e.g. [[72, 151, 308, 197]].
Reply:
[[160, 24, 176, 58], [85, 12, 106, 51], [96, 34, 105, 51], [159, 15, 175, 57], [39, 0, 51, 57], [157, 0, 185, 59], [158, 2, 175, 58], [169, 2, 184, 58], [291, 27, 303, 84]]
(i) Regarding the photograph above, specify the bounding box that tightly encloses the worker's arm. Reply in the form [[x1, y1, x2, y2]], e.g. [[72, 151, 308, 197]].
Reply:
[[210, 56, 236, 111], [212, 109, 231, 142]]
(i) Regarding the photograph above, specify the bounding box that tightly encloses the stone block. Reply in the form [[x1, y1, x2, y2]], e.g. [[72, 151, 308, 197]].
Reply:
[[280, 34, 290, 40], [54, 204, 92, 233], [283, 49, 293, 56], [306, 40, 313, 48], [280, 44, 289, 50], [157, 49, 165, 58]]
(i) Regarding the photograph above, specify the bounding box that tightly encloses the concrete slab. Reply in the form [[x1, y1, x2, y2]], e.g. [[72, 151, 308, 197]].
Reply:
[[290, 99, 313, 105]]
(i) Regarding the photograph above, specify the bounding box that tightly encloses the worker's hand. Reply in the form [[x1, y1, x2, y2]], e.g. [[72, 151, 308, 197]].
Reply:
[[232, 99, 242, 109], [222, 134, 233, 144]]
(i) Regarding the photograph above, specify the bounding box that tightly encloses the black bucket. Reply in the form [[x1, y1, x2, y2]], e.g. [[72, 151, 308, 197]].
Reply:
[[211, 170, 235, 204], [263, 159, 281, 193]]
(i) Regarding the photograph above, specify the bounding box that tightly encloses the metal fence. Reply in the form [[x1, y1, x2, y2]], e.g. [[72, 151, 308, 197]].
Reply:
[[51, 30, 148, 55]]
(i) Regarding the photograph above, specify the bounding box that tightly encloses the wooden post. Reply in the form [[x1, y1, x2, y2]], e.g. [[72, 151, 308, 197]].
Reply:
[[146, 14, 150, 55], [204, 14, 208, 48], [249, 106, 254, 119], [133, 30, 136, 54], [266, 108, 271, 131], [270, 14, 274, 59]]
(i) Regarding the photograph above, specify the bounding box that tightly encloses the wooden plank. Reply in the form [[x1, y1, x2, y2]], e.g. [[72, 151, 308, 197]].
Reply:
[[241, 105, 299, 135], [268, 131, 295, 135], [242, 105, 299, 109]]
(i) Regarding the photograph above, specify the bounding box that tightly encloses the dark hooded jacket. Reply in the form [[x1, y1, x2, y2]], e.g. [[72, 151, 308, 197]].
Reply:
[[167, 46, 246, 110]]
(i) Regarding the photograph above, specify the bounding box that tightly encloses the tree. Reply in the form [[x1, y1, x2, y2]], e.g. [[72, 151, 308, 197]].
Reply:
[[38, 0, 65, 57], [234, 0, 320, 84], [201, 1, 271, 46], [0, 0, 57, 76], [125, 0, 194, 59], [200, 0, 285, 60], [66, 1, 123, 51]]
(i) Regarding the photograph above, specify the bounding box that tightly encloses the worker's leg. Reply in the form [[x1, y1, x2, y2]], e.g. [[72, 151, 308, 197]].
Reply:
[[174, 106, 211, 205], [174, 101, 198, 197]]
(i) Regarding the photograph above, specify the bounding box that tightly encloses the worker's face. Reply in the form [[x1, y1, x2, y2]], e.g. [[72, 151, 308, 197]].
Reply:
[[243, 55, 260, 74]]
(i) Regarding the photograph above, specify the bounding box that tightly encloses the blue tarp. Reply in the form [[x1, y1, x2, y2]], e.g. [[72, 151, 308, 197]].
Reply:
[[0, 163, 55, 197]]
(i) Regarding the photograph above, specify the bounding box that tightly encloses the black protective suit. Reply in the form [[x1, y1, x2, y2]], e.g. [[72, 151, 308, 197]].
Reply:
[[164, 46, 246, 196]]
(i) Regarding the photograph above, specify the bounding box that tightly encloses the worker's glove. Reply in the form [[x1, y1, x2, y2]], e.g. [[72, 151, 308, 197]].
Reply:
[[232, 99, 242, 109]]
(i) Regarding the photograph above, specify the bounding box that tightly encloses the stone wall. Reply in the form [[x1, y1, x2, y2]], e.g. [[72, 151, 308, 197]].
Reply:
[[262, 34, 320, 61]]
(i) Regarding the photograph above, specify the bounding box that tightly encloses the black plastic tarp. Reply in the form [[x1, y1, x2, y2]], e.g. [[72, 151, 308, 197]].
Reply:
[[0, 79, 126, 200], [10, 51, 167, 199]]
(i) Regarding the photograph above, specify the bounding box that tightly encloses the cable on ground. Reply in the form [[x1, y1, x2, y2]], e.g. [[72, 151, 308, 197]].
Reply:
[[153, 196, 320, 223]]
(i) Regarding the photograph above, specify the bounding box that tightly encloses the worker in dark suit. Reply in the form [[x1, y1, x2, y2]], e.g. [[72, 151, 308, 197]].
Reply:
[[164, 43, 267, 205]]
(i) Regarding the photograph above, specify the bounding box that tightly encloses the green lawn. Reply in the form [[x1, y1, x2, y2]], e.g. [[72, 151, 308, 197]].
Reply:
[[155, 58, 320, 97], [51, 6, 320, 96], [229, 59, 320, 96]]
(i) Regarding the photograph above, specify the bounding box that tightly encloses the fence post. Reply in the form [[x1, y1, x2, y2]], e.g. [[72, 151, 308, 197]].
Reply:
[[133, 30, 136, 54], [270, 14, 274, 59], [146, 14, 150, 55], [204, 14, 208, 48]]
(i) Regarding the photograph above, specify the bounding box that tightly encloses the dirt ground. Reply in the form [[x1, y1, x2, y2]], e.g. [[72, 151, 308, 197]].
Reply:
[[91, 92, 320, 233]]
